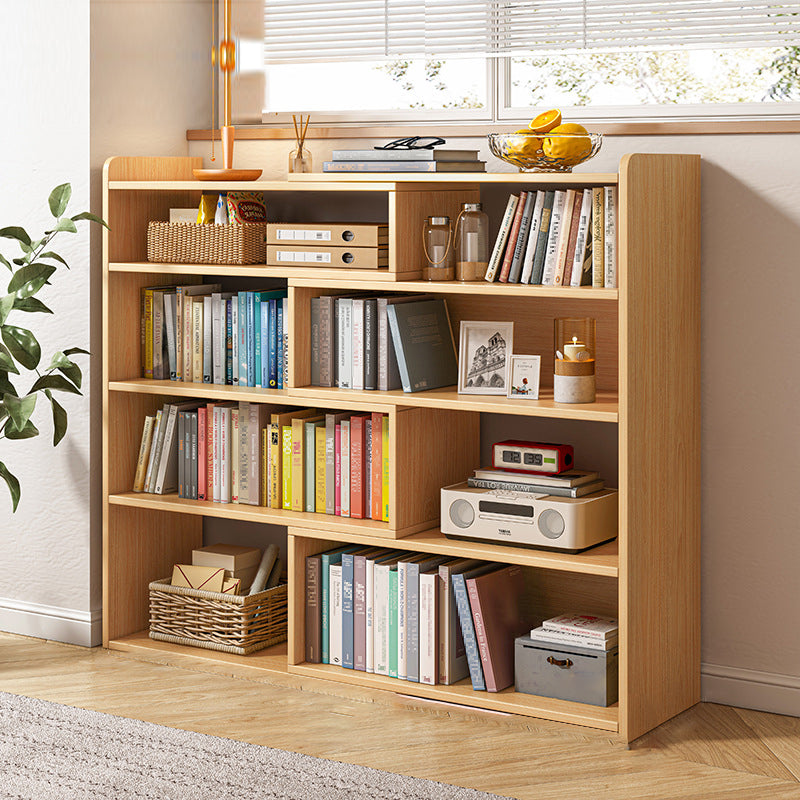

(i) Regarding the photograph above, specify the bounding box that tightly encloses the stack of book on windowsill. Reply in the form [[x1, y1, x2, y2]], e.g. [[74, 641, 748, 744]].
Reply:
[[528, 613, 618, 651], [323, 149, 486, 173]]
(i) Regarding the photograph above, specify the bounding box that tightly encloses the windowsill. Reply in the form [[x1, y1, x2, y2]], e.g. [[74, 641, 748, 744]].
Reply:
[[187, 118, 800, 141]]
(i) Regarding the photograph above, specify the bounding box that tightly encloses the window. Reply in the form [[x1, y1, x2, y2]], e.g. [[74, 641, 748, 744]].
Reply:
[[251, 2, 800, 123]]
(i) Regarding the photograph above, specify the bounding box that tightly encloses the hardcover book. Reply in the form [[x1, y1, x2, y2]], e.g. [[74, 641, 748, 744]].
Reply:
[[305, 555, 322, 663], [387, 298, 458, 393], [323, 160, 486, 173], [331, 149, 479, 162]]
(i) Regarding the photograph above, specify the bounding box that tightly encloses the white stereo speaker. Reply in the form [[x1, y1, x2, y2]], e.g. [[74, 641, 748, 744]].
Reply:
[[441, 482, 618, 552]]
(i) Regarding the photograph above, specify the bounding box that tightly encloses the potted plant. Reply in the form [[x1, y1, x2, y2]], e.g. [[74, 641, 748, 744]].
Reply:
[[0, 183, 106, 511]]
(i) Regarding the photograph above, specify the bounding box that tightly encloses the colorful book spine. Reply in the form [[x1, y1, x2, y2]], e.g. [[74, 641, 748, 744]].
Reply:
[[340, 419, 350, 518], [382, 415, 390, 522], [371, 412, 383, 521], [281, 424, 292, 510], [305, 555, 322, 663], [484, 194, 519, 281], [451, 572, 486, 691], [329, 563, 343, 667], [498, 191, 527, 283], [315, 425, 327, 513], [291, 417, 305, 512], [353, 552, 368, 671], [334, 423, 342, 516], [350, 415, 365, 519], [341, 551, 356, 669]]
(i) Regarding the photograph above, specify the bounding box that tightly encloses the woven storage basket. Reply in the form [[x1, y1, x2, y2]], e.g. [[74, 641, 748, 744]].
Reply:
[[147, 221, 266, 265], [148, 578, 287, 655]]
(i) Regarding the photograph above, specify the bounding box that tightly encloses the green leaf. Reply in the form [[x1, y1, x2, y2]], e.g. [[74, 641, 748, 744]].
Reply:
[[7, 263, 56, 297], [49, 218, 78, 234], [63, 347, 90, 356], [46, 390, 68, 446], [0, 254, 11, 271], [0, 344, 20, 375], [12, 297, 53, 314], [0, 294, 14, 325], [3, 392, 36, 431], [0, 462, 21, 512], [4, 419, 39, 440], [0, 372, 18, 396], [0, 227, 31, 247], [1, 325, 41, 370], [49, 351, 82, 389], [71, 211, 109, 230], [39, 251, 69, 268], [48, 183, 72, 218], [30, 374, 81, 396]]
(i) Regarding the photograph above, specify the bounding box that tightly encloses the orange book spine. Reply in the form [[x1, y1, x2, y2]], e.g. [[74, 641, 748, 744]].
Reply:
[[350, 415, 366, 519]]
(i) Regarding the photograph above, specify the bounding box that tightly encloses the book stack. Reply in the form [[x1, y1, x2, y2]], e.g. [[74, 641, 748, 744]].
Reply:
[[484, 186, 617, 288], [311, 295, 458, 393], [306, 549, 534, 692], [141, 285, 289, 388], [467, 467, 605, 498], [323, 148, 486, 174], [528, 613, 619, 651], [132, 403, 390, 522]]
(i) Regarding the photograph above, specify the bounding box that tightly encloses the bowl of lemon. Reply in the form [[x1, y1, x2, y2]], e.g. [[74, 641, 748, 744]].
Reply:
[[488, 110, 601, 173]]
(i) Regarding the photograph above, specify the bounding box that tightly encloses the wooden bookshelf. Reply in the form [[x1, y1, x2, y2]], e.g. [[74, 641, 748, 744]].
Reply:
[[102, 154, 700, 742]]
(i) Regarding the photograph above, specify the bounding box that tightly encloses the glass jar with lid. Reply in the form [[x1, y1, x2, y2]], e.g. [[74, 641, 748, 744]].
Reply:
[[455, 202, 489, 281], [422, 215, 455, 281]]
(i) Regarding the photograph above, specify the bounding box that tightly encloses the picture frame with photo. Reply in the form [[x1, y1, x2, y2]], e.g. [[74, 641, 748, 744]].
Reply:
[[458, 321, 514, 395], [507, 354, 541, 399]]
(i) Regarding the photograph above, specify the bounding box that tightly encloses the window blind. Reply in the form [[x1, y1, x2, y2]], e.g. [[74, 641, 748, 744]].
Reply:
[[263, 1, 800, 63]]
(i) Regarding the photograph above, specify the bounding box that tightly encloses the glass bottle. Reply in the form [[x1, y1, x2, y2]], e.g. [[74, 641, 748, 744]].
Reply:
[[422, 216, 455, 281], [288, 148, 312, 174], [455, 202, 489, 281]]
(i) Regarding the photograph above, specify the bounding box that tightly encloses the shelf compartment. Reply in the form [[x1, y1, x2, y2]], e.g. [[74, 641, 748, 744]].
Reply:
[[288, 526, 619, 578], [288, 662, 617, 731]]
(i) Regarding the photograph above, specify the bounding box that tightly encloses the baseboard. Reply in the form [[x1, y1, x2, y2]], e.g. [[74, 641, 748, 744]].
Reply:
[[702, 662, 800, 718], [0, 597, 101, 647]]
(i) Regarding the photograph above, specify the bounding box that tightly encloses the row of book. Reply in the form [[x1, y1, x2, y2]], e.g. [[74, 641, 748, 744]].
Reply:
[[133, 403, 390, 522], [485, 186, 617, 288], [468, 466, 605, 497], [323, 147, 486, 174], [310, 295, 456, 394], [141, 284, 289, 388], [306, 547, 534, 692]]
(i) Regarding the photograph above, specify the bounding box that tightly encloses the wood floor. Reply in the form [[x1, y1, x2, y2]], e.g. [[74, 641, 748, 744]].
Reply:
[[1, 632, 799, 799]]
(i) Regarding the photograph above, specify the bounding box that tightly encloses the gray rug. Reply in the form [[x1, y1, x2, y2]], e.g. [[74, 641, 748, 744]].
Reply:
[[0, 691, 509, 799]]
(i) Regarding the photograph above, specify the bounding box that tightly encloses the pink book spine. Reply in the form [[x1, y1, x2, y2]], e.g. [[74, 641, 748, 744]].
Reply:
[[197, 407, 207, 500], [334, 423, 342, 516], [466, 579, 497, 691]]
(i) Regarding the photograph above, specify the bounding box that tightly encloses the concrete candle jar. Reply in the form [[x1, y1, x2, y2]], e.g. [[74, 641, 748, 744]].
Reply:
[[554, 317, 596, 403]]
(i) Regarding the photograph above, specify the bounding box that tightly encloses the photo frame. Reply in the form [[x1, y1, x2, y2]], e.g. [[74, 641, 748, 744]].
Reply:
[[507, 355, 541, 399], [458, 321, 514, 395]]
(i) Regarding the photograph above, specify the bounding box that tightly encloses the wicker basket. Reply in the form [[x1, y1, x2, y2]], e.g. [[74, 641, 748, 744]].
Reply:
[[147, 221, 266, 265], [148, 578, 288, 655]]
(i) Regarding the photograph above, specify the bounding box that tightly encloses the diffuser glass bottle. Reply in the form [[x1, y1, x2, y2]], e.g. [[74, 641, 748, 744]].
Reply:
[[422, 215, 455, 281], [288, 148, 312, 174], [455, 202, 489, 281]]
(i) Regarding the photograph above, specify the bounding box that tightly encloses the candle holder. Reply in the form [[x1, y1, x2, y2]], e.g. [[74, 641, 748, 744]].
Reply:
[[554, 317, 596, 403]]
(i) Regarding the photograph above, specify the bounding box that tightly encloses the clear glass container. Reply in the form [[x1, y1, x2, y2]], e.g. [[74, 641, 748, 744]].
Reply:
[[422, 215, 455, 281], [554, 317, 596, 403], [288, 148, 312, 174], [455, 202, 489, 281]]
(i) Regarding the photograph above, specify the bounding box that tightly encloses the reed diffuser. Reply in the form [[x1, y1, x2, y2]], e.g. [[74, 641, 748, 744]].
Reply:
[[289, 114, 312, 174]]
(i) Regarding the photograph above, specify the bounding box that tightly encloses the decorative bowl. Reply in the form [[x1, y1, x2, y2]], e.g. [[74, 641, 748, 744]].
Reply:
[[488, 132, 602, 173]]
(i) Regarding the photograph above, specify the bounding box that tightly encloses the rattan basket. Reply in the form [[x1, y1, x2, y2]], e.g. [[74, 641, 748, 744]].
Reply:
[[147, 221, 266, 265], [148, 578, 287, 655]]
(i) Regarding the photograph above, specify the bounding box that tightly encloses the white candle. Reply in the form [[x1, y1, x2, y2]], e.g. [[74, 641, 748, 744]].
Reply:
[[563, 336, 587, 361]]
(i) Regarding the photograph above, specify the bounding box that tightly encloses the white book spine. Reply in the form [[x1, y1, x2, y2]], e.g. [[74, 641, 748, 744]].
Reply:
[[366, 557, 376, 673], [337, 300, 352, 389], [604, 185, 617, 288], [143, 409, 163, 493], [520, 191, 545, 284], [351, 299, 364, 391], [484, 194, 519, 282], [340, 420, 351, 517], [397, 561, 409, 680], [541, 190, 567, 286], [571, 190, 594, 287], [231, 297, 239, 385], [329, 564, 343, 666], [153, 405, 178, 494], [419, 572, 438, 685], [553, 188, 576, 286], [373, 565, 389, 676]]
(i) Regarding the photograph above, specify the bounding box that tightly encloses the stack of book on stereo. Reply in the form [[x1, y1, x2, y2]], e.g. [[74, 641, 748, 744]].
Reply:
[[323, 149, 486, 173], [467, 467, 604, 498], [528, 613, 618, 651]]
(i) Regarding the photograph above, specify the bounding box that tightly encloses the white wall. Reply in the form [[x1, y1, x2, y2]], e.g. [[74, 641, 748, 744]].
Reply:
[[188, 132, 800, 716]]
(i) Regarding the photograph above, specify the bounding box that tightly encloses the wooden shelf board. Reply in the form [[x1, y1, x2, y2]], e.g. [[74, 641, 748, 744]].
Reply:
[[108, 492, 407, 537], [287, 172, 620, 186], [108, 261, 290, 279], [290, 526, 619, 577], [108, 180, 400, 192], [108, 379, 619, 421], [288, 663, 618, 730]]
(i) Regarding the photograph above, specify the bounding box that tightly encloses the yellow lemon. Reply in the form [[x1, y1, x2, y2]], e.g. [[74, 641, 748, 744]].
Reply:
[[542, 123, 592, 165], [528, 109, 562, 133]]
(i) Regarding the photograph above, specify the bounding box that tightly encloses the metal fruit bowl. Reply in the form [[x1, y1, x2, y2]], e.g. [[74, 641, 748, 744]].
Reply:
[[488, 132, 602, 173]]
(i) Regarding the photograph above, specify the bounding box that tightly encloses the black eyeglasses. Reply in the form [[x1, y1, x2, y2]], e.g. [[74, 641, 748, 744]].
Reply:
[[374, 136, 446, 151]]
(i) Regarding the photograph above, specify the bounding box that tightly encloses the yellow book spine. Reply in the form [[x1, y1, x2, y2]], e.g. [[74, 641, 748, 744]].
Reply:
[[382, 415, 390, 522], [269, 422, 281, 508], [281, 425, 293, 510], [315, 426, 327, 513], [262, 428, 269, 506], [291, 418, 304, 512], [143, 289, 153, 379], [133, 415, 155, 492]]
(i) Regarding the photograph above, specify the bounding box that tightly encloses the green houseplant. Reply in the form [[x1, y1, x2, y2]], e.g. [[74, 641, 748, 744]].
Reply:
[[0, 183, 106, 511]]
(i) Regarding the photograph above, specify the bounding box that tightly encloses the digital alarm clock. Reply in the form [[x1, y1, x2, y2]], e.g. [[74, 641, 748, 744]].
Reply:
[[492, 440, 574, 475]]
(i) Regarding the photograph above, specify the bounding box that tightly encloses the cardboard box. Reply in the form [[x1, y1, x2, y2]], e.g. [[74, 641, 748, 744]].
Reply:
[[192, 543, 261, 572], [171, 564, 225, 593], [225, 565, 259, 590]]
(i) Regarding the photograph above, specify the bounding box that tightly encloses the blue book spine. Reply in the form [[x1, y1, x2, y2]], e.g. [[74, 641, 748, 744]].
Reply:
[[406, 563, 420, 683], [451, 573, 486, 691], [282, 297, 289, 389], [269, 299, 278, 388], [225, 299, 233, 385], [341, 552, 355, 669], [238, 293, 248, 386], [260, 300, 270, 389], [276, 300, 284, 389], [254, 293, 262, 388], [246, 292, 255, 387]]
